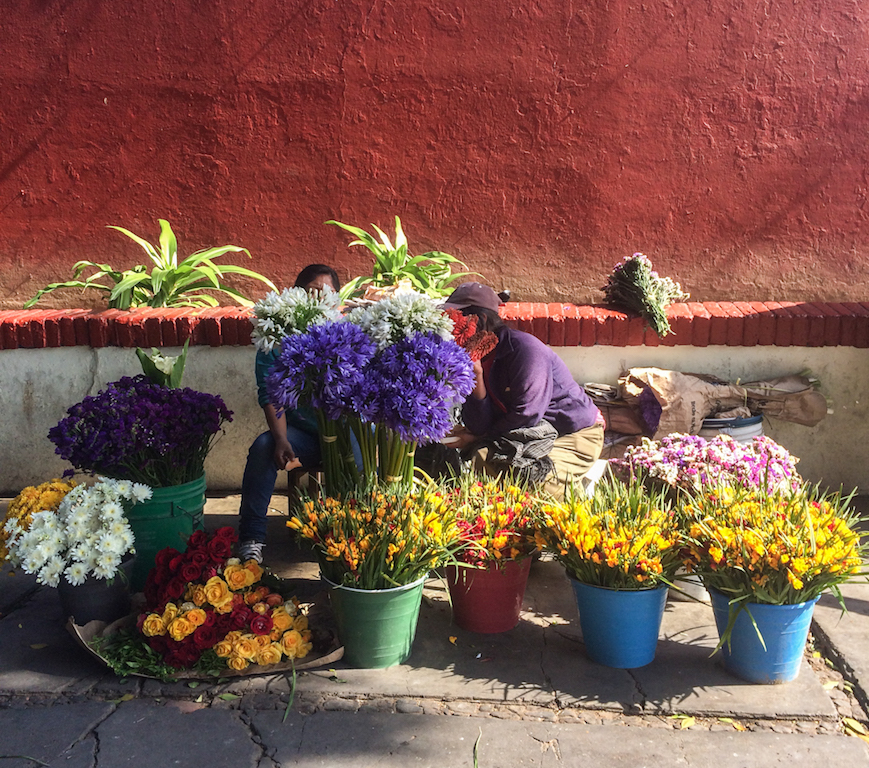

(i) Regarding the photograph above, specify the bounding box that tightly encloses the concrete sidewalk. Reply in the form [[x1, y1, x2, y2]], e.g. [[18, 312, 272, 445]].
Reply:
[[1, 495, 868, 767]]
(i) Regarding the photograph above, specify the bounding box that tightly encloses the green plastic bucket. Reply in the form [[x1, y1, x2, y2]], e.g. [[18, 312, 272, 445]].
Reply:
[[324, 573, 427, 668], [126, 475, 206, 591]]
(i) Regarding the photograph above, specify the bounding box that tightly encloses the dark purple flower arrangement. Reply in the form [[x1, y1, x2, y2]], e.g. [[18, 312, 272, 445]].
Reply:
[[49, 375, 233, 487]]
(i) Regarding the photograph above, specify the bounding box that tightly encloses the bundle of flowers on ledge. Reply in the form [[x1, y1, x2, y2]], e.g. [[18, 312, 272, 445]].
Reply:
[[265, 291, 474, 494], [439, 475, 540, 569], [91, 527, 325, 679], [48, 375, 232, 487], [287, 482, 459, 590], [536, 475, 683, 589], [611, 433, 801, 497]]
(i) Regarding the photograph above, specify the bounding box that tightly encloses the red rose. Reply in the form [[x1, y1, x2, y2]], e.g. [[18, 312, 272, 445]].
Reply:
[[230, 604, 254, 630], [154, 547, 181, 569], [214, 526, 238, 543], [207, 536, 232, 562], [201, 609, 217, 629], [189, 550, 209, 569], [249, 613, 274, 636], [192, 625, 220, 651], [168, 553, 185, 574], [163, 577, 186, 601], [187, 530, 207, 549], [179, 561, 201, 583]]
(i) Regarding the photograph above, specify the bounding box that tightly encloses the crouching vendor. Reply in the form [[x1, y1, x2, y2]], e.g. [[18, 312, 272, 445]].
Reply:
[[443, 282, 604, 498]]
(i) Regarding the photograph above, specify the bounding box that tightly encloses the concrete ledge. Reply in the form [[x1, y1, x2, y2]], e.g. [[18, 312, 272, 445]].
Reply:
[[2, 302, 869, 349]]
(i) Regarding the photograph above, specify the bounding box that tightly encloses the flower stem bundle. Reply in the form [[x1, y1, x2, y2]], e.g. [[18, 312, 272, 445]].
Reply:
[[601, 253, 688, 337], [536, 475, 682, 589]]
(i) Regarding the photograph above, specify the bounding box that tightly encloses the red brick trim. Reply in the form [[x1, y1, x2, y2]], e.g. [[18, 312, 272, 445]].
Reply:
[[0, 303, 867, 350]]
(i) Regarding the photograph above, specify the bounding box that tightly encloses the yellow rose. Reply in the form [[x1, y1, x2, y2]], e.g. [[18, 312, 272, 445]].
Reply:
[[161, 603, 179, 624], [142, 613, 166, 637], [167, 616, 195, 642], [244, 561, 264, 581], [254, 634, 272, 649], [255, 643, 283, 666], [188, 585, 208, 606], [186, 607, 207, 628], [252, 602, 269, 615], [279, 629, 304, 659], [204, 576, 232, 608], [234, 634, 259, 660], [223, 564, 253, 592], [227, 654, 249, 671], [213, 640, 233, 658], [292, 615, 309, 632]]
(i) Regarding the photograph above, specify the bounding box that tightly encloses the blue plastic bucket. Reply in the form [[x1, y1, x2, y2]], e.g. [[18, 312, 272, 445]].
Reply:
[[709, 589, 818, 683], [570, 580, 668, 668]]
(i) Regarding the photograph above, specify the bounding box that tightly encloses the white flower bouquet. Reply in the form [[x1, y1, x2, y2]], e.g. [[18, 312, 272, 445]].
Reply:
[[250, 286, 343, 353], [4, 477, 150, 586], [346, 291, 454, 350]]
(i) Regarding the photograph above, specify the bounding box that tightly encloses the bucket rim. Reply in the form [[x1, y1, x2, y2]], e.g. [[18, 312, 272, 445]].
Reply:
[[569, 577, 668, 594], [322, 572, 429, 594], [701, 415, 763, 428], [707, 587, 821, 611]]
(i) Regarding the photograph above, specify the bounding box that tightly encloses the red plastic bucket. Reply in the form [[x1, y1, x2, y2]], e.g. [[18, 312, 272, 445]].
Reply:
[[446, 558, 532, 633]]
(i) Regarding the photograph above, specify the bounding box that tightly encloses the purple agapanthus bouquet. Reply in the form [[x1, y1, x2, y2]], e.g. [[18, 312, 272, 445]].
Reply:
[[49, 375, 233, 487], [611, 433, 801, 494], [266, 300, 474, 489]]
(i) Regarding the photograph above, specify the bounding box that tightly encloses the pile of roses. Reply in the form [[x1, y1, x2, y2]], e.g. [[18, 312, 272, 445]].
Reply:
[[137, 527, 312, 670]]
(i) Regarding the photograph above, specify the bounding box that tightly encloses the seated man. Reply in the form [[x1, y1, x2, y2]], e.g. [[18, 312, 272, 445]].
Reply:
[[237, 264, 341, 563], [443, 282, 604, 498]]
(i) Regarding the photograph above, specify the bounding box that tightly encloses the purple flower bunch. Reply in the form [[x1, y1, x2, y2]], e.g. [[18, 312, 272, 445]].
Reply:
[[612, 433, 801, 493], [49, 376, 233, 487], [266, 322, 378, 421], [362, 332, 475, 444]]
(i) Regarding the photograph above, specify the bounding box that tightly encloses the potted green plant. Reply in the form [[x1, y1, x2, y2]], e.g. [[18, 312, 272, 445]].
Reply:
[[25, 219, 276, 308], [327, 216, 478, 301]]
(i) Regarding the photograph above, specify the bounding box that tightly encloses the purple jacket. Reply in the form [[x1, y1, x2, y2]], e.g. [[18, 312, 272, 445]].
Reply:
[[462, 326, 600, 438]]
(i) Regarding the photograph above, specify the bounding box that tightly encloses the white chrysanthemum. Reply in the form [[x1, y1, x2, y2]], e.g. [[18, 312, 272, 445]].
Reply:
[[100, 501, 124, 522], [68, 543, 90, 562], [347, 292, 452, 350], [97, 532, 127, 556], [92, 563, 116, 580], [34, 538, 61, 563], [112, 479, 132, 498], [37, 555, 65, 587], [131, 483, 152, 503], [64, 562, 88, 587], [4, 518, 22, 535]]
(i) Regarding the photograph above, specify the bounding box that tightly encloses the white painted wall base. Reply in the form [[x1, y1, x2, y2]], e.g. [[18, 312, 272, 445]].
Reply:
[[0, 344, 864, 495]]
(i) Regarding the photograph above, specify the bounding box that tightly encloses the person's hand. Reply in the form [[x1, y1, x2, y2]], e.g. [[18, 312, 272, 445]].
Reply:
[[444, 425, 479, 450], [273, 438, 297, 470]]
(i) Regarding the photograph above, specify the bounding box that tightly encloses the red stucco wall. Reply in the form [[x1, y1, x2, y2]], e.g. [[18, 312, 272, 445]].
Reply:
[[1, 0, 868, 309]]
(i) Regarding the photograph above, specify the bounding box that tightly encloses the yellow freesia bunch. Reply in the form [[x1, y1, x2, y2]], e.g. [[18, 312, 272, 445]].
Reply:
[[535, 475, 682, 589], [679, 483, 867, 605], [287, 482, 460, 590], [2, 478, 77, 561]]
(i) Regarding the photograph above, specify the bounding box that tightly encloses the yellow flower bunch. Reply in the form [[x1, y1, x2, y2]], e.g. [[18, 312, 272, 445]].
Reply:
[[679, 483, 867, 604], [1, 479, 78, 561], [446, 476, 541, 567], [287, 482, 459, 589], [536, 475, 682, 589]]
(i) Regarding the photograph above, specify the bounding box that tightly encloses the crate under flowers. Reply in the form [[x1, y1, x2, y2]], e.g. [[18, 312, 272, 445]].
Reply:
[[68, 526, 343, 680]]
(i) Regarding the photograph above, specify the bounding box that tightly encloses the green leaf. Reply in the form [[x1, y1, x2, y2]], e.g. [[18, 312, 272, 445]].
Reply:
[[157, 219, 179, 269], [107, 225, 163, 266], [218, 693, 240, 701]]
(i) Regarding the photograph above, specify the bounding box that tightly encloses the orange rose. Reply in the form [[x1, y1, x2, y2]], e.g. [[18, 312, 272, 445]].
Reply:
[[185, 607, 207, 627], [255, 643, 283, 666], [227, 654, 249, 671], [271, 609, 292, 632], [167, 616, 195, 642], [265, 593, 283, 607], [204, 576, 232, 608], [244, 561, 264, 582], [269, 628, 283, 642], [142, 613, 166, 637], [213, 640, 233, 658]]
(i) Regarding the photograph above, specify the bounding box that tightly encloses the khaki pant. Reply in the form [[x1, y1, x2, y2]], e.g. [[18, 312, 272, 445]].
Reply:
[[470, 423, 605, 500]]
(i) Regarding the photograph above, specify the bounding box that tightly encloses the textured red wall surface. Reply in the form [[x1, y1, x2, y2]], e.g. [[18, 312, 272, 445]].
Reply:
[[1, 0, 868, 309]]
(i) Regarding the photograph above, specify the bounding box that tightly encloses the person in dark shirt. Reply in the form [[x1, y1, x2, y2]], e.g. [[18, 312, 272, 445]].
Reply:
[[443, 282, 604, 498], [237, 264, 341, 563]]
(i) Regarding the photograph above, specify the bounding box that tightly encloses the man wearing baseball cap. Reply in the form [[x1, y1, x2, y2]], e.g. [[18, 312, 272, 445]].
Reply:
[[443, 282, 604, 497]]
